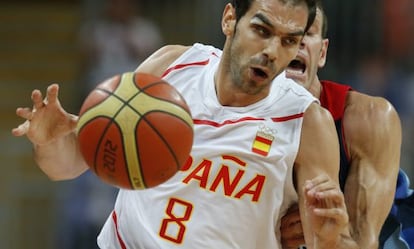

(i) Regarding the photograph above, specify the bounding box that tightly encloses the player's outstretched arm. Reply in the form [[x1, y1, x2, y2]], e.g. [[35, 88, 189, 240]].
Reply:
[[12, 84, 89, 180], [12, 45, 190, 181], [294, 103, 353, 249]]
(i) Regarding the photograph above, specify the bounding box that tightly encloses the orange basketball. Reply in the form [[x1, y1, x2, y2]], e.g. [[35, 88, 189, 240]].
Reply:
[[76, 72, 194, 189]]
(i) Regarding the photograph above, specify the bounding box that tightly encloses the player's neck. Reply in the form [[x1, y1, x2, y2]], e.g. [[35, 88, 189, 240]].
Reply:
[[309, 77, 322, 99]]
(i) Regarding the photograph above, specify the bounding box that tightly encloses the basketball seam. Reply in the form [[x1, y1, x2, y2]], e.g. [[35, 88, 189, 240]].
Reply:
[[92, 88, 137, 189], [99, 83, 192, 174]]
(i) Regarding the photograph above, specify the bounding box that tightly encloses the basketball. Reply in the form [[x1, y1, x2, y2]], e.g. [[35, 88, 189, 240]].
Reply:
[[76, 72, 194, 190]]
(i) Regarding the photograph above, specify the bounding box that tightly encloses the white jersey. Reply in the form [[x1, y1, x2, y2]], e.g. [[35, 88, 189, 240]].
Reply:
[[97, 43, 317, 249]]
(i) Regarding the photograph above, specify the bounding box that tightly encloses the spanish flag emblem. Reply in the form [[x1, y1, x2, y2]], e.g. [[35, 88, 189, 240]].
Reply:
[[252, 131, 274, 156]]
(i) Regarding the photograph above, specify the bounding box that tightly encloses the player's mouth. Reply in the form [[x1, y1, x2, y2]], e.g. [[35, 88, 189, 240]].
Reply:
[[249, 67, 269, 83], [286, 59, 306, 75], [285, 57, 306, 84]]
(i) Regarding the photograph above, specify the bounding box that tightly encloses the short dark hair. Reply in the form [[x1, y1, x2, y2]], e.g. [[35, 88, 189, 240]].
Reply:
[[231, 0, 317, 32], [316, 0, 328, 38]]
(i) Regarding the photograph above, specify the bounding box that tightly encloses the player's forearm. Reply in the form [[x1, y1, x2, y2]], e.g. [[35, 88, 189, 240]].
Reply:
[[338, 232, 381, 249], [337, 221, 381, 249], [313, 231, 346, 249], [313, 237, 339, 249], [313, 232, 360, 249], [349, 223, 381, 249], [335, 234, 360, 249], [34, 131, 89, 180]]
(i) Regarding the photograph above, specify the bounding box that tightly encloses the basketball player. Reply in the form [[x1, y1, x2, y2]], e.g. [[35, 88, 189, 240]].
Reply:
[[12, 0, 351, 248], [279, 2, 407, 248]]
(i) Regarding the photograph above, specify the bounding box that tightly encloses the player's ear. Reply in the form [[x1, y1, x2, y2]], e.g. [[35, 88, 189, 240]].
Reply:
[[222, 3, 236, 36], [318, 38, 329, 68]]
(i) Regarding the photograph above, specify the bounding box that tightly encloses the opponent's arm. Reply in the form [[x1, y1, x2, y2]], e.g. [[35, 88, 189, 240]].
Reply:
[[294, 102, 351, 249], [12, 45, 189, 181], [342, 93, 401, 248]]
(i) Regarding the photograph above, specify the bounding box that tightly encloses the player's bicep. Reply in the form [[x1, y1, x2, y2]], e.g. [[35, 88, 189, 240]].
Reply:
[[343, 96, 402, 246], [295, 103, 340, 188], [344, 95, 401, 180], [294, 103, 341, 244]]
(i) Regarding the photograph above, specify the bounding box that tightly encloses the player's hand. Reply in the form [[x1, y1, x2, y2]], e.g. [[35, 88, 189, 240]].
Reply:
[[12, 84, 78, 145], [304, 174, 348, 247], [280, 204, 305, 249]]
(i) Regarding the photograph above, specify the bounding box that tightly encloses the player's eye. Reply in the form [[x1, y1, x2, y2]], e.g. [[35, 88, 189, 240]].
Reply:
[[282, 37, 300, 47], [306, 31, 316, 37], [253, 24, 271, 38]]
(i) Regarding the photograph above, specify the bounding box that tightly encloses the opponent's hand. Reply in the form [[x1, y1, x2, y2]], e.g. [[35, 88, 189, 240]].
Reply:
[[304, 174, 348, 247], [280, 204, 305, 249], [12, 84, 78, 146]]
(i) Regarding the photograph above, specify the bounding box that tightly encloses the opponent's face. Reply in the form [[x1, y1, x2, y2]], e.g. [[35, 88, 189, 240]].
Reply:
[[222, 0, 308, 95], [285, 9, 329, 90]]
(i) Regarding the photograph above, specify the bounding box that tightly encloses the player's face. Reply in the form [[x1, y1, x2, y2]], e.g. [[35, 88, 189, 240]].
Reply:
[[285, 9, 329, 90], [223, 0, 308, 95]]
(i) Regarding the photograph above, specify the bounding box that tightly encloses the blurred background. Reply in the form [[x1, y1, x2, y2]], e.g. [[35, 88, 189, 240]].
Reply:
[[0, 0, 413, 248]]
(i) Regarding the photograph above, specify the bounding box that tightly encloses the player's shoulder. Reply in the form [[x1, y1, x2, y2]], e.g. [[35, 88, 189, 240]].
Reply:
[[136, 44, 191, 77], [301, 102, 335, 139], [346, 91, 400, 125], [136, 43, 221, 77], [343, 91, 401, 147], [153, 44, 191, 58], [303, 101, 334, 126]]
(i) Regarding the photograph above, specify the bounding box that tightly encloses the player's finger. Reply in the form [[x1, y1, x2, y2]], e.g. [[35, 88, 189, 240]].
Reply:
[[45, 84, 59, 105], [11, 120, 30, 136], [316, 189, 344, 203], [304, 177, 328, 193], [68, 114, 79, 130], [32, 89, 44, 110], [313, 207, 348, 224], [305, 178, 337, 196], [16, 107, 33, 120], [306, 174, 330, 185]]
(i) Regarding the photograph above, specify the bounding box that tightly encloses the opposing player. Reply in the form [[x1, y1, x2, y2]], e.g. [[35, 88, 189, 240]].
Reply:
[[12, 0, 351, 248], [280, 2, 405, 248]]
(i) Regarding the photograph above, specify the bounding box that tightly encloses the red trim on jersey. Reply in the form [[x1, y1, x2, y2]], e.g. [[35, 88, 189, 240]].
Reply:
[[194, 113, 304, 127], [193, 117, 265, 127], [162, 59, 210, 78], [112, 211, 127, 249], [271, 113, 304, 122]]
